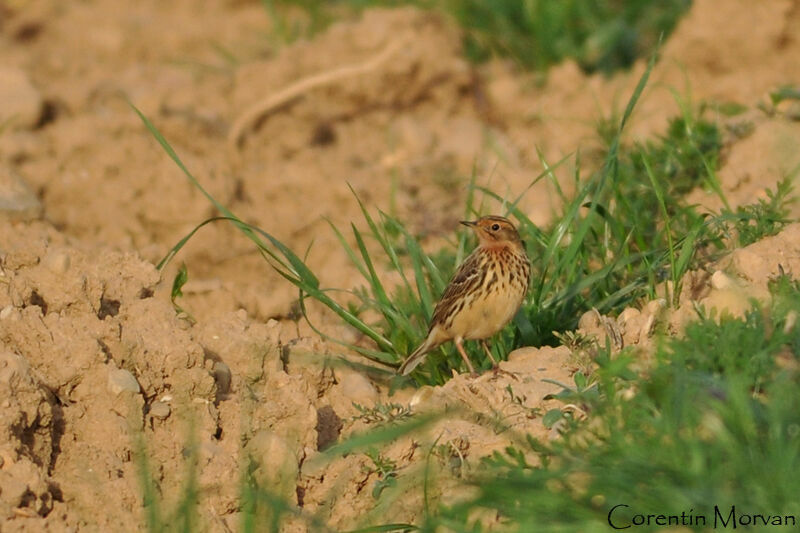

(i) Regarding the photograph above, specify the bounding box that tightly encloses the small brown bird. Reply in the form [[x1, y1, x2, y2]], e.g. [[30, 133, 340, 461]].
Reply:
[[398, 215, 531, 376]]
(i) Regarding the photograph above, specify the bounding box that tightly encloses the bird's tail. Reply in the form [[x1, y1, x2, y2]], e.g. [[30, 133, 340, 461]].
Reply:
[[398, 331, 439, 376]]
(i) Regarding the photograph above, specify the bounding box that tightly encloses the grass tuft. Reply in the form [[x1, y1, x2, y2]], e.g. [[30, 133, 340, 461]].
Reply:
[[131, 50, 800, 533], [434, 276, 800, 531], [729, 175, 796, 247], [263, 0, 691, 74]]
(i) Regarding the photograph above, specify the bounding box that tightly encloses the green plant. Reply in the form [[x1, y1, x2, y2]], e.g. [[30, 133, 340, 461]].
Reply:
[[760, 84, 800, 116], [131, 67, 800, 533], [492, 66, 729, 338], [134, 428, 200, 533], [260, 0, 339, 46], [352, 402, 413, 424], [264, 0, 690, 74], [540, 370, 600, 429], [134, 50, 728, 386], [363, 448, 400, 499], [729, 175, 796, 246], [431, 277, 800, 531], [168, 263, 194, 323], [504, 384, 543, 420], [448, 0, 690, 74], [636, 116, 723, 196]]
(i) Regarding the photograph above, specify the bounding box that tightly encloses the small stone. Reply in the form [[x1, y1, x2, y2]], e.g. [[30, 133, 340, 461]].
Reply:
[[617, 307, 640, 326], [578, 309, 600, 330], [43, 250, 70, 274], [149, 401, 170, 419], [639, 299, 667, 339], [711, 270, 736, 290], [0, 306, 14, 320], [645, 299, 667, 315], [212, 361, 231, 396], [0, 66, 42, 130], [639, 314, 657, 340], [784, 310, 797, 335], [0, 167, 42, 221], [336, 370, 377, 405], [409, 386, 435, 409], [107, 368, 140, 395]]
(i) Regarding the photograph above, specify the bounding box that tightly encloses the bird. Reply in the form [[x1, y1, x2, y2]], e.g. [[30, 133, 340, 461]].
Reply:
[[398, 215, 531, 376]]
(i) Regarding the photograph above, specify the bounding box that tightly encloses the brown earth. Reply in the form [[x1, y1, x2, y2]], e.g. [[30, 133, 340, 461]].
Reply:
[[1, 0, 800, 530]]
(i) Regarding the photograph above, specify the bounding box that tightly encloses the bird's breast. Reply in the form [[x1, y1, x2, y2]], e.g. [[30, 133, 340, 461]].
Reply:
[[448, 248, 530, 340]]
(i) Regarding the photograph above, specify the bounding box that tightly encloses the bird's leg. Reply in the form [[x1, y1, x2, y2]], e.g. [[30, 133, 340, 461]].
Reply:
[[480, 340, 499, 367], [481, 340, 518, 380], [454, 337, 477, 377]]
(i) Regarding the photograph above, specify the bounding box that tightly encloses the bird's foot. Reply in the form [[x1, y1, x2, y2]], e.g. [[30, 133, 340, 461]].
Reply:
[[490, 364, 519, 380]]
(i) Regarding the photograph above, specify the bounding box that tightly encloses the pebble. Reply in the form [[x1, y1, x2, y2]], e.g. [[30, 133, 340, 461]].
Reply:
[[149, 401, 170, 419], [578, 309, 600, 330], [107, 368, 140, 395], [640, 299, 667, 339], [0, 167, 42, 221], [0, 66, 42, 130], [784, 310, 797, 334], [336, 370, 377, 405], [409, 385, 435, 409], [43, 250, 71, 274], [639, 314, 657, 340], [212, 361, 231, 395], [0, 306, 15, 320], [645, 299, 667, 315], [711, 270, 736, 290], [617, 307, 640, 326]]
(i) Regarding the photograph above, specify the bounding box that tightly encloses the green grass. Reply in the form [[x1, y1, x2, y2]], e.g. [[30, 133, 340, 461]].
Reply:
[[136, 52, 798, 385], [444, 0, 691, 74], [262, 0, 691, 74], [135, 426, 200, 533], [132, 46, 799, 532], [728, 175, 795, 247], [133, 279, 800, 532], [432, 275, 800, 532]]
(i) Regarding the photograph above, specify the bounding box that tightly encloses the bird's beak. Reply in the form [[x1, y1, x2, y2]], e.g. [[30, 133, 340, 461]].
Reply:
[[460, 220, 477, 228]]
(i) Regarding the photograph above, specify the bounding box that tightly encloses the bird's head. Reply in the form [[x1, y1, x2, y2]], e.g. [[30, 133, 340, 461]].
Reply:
[[460, 216, 523, 247]]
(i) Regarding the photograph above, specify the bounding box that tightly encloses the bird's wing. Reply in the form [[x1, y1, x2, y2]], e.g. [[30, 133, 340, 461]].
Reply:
[[429, 250, 485, 329]]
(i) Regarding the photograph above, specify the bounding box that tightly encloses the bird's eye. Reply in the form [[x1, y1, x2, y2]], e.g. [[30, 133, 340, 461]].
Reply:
[[491, 223, 500, 231]]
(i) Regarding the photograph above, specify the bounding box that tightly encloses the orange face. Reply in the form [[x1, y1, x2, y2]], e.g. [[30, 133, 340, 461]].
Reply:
[[460, 216, 522, 245]]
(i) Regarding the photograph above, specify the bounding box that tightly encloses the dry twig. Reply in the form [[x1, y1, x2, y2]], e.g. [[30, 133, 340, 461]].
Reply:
[[228, 40, 404, 150]]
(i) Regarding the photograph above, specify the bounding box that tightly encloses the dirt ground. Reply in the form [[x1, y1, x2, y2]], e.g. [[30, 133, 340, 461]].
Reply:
[[1, 0, 800, 530]]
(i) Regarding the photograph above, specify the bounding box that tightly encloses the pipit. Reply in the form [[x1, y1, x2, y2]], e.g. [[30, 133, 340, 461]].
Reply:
[[398, 215, 531, 376]]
